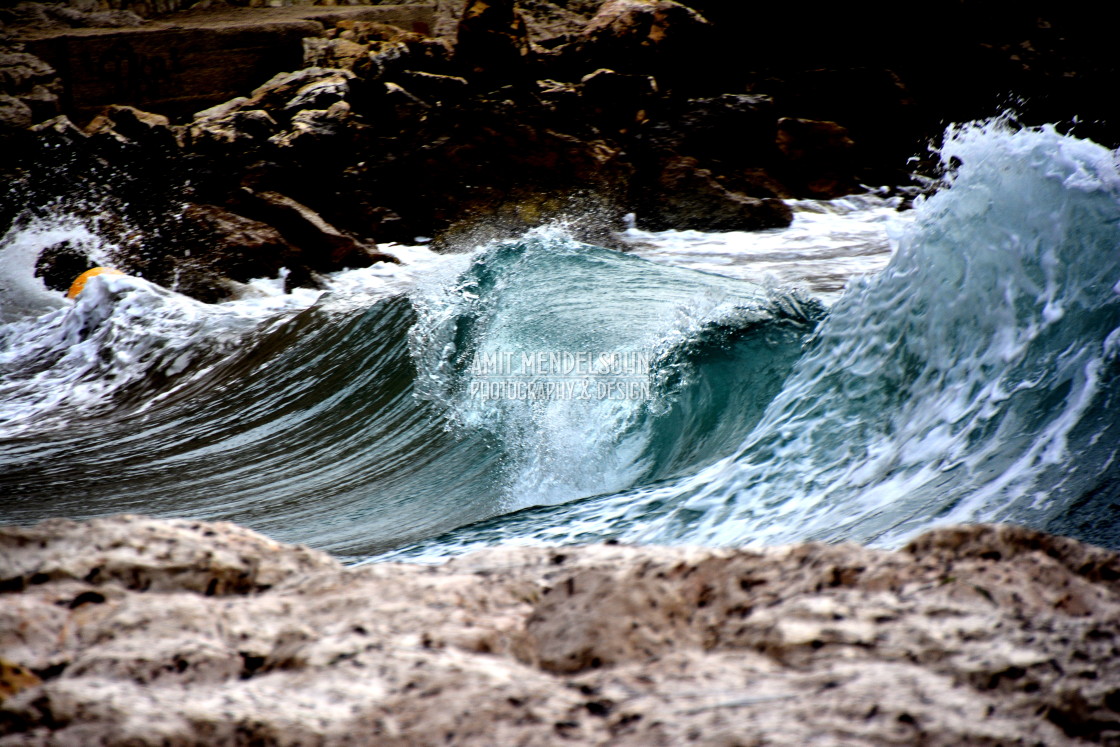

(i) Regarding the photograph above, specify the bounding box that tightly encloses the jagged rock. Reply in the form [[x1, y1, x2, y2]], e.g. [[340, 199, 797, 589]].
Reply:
[[568, 0, 712, 88], [329, 23, 454, 82], [302, 37, 370, 72], [281, 71, 352, 115], [84, 104, 179, 150], [334, 20, 438, 50], [0, 45, 60, 133], [578, 68, 657, 135], [663, 94, 777, 165], [455, 0, 533, 81], [186, 109, 278, 151], [0, 94, 31, 132], [26, 113, 85, 143], [172, 203, 308, 289], [0, 50, 56, 92], [2, 517, 1119, 744], [14, 83, 58, 122], [0, 515, 337, 598], [353, 39, 412, 81], [313, 19, 458, 83], [639, 155, 792, 231], [235, 188, 398, 272], [433, 0, 602, 45], [241, 67, 354, 116], [394, 70, 469, 104], [270, 100, 352, 148], [775, 117, 858, 198]]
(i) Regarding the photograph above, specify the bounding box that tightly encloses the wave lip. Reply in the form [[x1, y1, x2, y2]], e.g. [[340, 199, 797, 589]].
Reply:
[[407, 230, 825, 513]]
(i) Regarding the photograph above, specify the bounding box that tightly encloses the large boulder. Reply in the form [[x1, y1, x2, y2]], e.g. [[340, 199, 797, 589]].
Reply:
[[0, 44, 60, 139], [577, 67, 658, 136], [0, 93, 32, 133], [455, 0, 533, 81], [233, 188, 398, 273], [405, 113, 633, 247], [775, 117, 858, 198], [84, 104, 180, 152], [172, 203, 307, 291], [638, 155, 792, 231], [186, 106, 279, 153], [654, 94, 778, 167], [567, 0, 713, 90], [87, 202, 317, 304]]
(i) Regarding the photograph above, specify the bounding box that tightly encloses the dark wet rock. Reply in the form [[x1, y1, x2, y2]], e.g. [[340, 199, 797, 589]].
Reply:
[[638, 155, 792, 232], [378, 80, 431, 121], [170, 203, 307, 293], [0, 43, 60, 140], [0, 93, 31, 132], [352, 37, 453, 82], [663, 94, 777, 166], [712, 166, 790, 200], [577, 68, 657, 136], [269, 100, 353, 148], [2, 517, 1119, 744], [394, 70, 469, 104], [405, 112, 633, 247], [3, 2, 144, 31], [186, 107, 278, 153], [455, 0, 533, 82], [85, 104, 180, 151], [302, 36, 371, 73], [775, 117, 858, 198], [760, 67, 920, 182], [234, 188, 398, 273], [0, 1, 898, 297], [567, 0, 712, 90], [33, 240, 91, 293]]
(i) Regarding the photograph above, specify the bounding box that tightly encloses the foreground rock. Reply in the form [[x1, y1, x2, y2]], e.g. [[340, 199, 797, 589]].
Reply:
[[2, 516, 1119, 745]]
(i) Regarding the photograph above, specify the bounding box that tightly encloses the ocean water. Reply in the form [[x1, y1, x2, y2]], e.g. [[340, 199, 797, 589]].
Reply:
[[0, 122, 1117, 563]]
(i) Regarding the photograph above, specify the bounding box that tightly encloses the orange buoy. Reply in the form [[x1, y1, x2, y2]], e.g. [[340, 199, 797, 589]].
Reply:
[[66, 267, 125, 299]]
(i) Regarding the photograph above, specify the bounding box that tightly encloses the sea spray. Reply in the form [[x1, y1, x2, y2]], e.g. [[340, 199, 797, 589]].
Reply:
[[405, 226, 822, 512], [379, 122, 1120, 561]]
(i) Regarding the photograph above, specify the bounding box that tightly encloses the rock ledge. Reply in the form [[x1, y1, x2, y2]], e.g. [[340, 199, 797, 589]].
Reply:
[[2, 516, 1119, 745]]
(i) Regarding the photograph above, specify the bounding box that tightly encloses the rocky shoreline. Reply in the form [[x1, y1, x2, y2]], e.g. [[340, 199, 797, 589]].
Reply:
[[1, 515, 1119, 744], [3, 1, 1116, 302]]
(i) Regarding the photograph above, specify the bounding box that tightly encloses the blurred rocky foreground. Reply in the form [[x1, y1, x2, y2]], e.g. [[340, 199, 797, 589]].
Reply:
[[2, 516, 1120, 745]]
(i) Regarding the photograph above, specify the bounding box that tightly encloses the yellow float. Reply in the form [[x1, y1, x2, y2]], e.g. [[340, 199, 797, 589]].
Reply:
[[66, 267, 125, 299]]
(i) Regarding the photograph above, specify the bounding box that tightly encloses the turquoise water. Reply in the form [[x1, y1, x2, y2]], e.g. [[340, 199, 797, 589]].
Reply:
[[1, 122, 1118, 562]]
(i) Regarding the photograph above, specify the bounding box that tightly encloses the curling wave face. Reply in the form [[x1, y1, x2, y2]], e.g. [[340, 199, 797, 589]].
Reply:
[[1, 122, 1117, 563], [379, 123, 1120, 561], [0, 228, 822, 558]]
